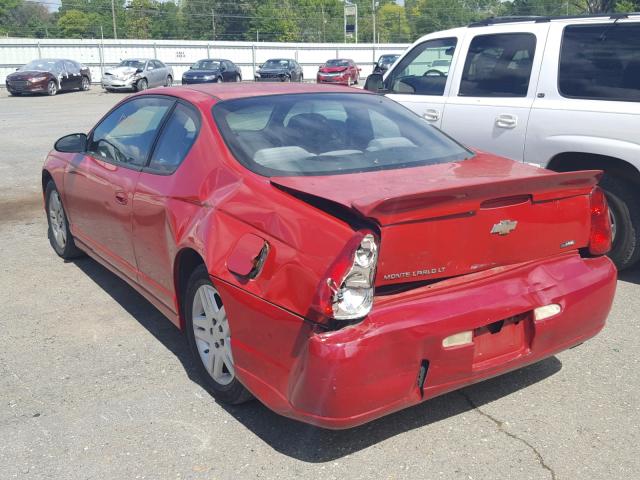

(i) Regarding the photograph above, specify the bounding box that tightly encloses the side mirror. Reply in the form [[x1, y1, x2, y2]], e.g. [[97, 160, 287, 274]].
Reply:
[[54, 133, 87, 153], [136, 68, 143, 74], [189, 66, 193, 70], [259, 64, 264, 69], [364, 73, 385, 92]]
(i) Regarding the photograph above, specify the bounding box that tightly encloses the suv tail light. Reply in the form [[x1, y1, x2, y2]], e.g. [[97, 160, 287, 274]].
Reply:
[[588, 186, 612, 256], [309, 231, 378, 325]]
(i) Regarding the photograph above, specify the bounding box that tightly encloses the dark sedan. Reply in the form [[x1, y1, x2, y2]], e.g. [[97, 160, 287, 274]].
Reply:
[[182, 59, 242, 84], [372, 54, 401, 75], [254, 59, 303, 82], [6, 59, 91, 96]]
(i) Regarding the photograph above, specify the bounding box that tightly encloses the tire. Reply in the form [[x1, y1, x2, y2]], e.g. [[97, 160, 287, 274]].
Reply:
[[299, 74, 303, 83], [81, 76, 90, 91], [47, 80, 57, 96], [9, 91, 20, 96], [136, 78, 148, 91], [347, 77, 352, 87], [45, 181, 83, 259], [165, 75, 172, 87], [282, 75, 291, 83], [184, 265, 252, 405], [235, 74, 241, 82], [599, 174, 640, 269]]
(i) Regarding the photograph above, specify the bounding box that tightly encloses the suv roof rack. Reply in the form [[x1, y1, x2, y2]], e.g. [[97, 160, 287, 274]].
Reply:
[[468, 12, 637, 27]]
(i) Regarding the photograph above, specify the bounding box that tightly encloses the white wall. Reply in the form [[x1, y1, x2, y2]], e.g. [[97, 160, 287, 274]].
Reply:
[[0, 38, 409, 84]]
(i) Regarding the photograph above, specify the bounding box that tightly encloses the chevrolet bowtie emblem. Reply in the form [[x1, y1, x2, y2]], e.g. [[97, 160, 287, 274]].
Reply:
[[491, 220, 518, 236]]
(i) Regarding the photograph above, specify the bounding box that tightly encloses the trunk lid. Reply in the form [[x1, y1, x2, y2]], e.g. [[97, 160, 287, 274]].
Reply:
[[271, 154, 600, 286]]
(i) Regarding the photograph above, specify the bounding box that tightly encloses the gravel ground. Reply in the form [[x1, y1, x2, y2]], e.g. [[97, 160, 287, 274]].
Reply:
[[1, 88, 639, 480]]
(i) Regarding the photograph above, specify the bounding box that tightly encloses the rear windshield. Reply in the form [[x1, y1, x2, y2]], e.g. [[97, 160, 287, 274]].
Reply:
[[213, 93, 472, 177]]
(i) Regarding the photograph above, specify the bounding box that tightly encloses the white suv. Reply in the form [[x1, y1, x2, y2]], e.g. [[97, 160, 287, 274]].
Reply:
[[366, 14, 640, 269]]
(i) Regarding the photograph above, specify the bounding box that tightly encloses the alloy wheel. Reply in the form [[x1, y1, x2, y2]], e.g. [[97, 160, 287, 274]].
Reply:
[[191, 284, 235, 386], [82, 77, 90, 90], [48, 190, 67, 249], [47, 81, 57, 96]]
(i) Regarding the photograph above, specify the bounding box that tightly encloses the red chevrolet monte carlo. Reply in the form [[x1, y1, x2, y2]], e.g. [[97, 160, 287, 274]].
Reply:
[[42, 83, 617, 429]]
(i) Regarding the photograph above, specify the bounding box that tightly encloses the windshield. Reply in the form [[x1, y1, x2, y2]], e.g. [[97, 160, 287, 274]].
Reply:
[[213, 93, 472, 177], [20, 59, 61, 72], [326, 59, 349, 67], [192, 59, 221, 70], [263, 59, 289, 68], [118, 60, 145, 69], [379, 55, 399, 66]]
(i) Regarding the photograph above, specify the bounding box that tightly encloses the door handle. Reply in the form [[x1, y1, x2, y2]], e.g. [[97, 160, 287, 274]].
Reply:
[[114, 191, 128, 205], [495, 114, 518, 129], [422, 109, 440, 122]]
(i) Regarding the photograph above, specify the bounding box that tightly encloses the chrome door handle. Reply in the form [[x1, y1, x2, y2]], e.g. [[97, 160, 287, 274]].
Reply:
[[495, 114, 517, 129], [423, 109, 440, 122]]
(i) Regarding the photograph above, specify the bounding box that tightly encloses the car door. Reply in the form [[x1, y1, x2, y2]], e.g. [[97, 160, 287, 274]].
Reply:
[[385, 36, 460, 128], [441, 25, 549, 161], [63, 60, 81, 89], [63, 96, 175, 280], [131, 102, 201, 308], [146, 61, 160, 87]]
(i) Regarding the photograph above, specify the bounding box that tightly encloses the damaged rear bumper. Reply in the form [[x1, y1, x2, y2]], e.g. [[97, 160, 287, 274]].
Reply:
[[220, 253, 616, 429]]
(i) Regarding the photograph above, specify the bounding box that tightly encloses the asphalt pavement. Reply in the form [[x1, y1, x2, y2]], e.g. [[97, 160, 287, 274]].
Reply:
[[1, 88, 638, 480]]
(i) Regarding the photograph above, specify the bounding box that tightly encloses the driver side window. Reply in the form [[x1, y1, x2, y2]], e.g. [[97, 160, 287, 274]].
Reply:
[[387, 37, 457, 96], [88, 97, 174, 167]]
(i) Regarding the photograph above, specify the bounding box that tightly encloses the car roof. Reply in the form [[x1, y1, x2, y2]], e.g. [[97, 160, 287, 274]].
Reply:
[[177, 83, 370, 101]]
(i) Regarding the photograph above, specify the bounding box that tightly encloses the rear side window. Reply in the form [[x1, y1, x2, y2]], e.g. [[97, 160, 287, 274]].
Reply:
[[459, 33, 536, 97], [88, 97, 174, 167], [148, 103, 200, 174], [559, 23, 640, 102]]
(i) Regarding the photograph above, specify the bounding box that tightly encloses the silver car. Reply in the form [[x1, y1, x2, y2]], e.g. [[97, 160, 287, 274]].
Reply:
[[101, 58, 174, 92]]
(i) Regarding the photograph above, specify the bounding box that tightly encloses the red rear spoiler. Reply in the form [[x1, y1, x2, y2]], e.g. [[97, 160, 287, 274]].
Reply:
[[352, 170, 601, 225]]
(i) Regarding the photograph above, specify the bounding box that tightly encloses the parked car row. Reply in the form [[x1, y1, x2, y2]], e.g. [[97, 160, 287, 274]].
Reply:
[[5, 54, 404, 96]]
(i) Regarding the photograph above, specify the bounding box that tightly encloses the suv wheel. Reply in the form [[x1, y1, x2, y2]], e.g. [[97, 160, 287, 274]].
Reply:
[[599, 174, 640, 269]]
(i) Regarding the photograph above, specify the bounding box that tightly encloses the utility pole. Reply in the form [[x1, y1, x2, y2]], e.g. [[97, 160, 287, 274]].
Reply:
[[321, 2, 326, 43], [111, 0, 117, 39], [212, 9, 215, 40], [372, 0, 376, 45]]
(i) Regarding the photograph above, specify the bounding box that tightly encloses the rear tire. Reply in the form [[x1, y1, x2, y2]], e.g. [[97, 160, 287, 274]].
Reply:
[[165, 75, 173, 87], [45, 181, 83, 259], [599, 174, 640, 269], [184, 265, 252, 405]]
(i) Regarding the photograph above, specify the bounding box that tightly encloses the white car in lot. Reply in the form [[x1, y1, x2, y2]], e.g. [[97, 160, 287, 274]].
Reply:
[[102, 58, 173, 92], [366, 13, 640, 269]]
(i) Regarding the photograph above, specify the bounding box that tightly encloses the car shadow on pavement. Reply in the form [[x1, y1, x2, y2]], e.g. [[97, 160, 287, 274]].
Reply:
[[73, 256, 563, 463], [618, 265, 640, 284]]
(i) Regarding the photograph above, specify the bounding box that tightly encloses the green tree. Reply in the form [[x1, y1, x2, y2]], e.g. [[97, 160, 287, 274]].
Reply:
[[250, 0, 300, 42], [124, 0, 155, 39], [57, 9, 92, 38], [377, 3, 410, 42]]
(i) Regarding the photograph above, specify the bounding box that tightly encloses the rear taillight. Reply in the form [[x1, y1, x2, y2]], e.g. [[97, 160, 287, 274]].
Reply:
[[589, 186, 612, 256], [309, 231, 378, 324]]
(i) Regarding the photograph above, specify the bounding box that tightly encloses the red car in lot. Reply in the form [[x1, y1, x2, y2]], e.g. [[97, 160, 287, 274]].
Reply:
[[43, 83, 616, 429], [317, 58, 360, 86]]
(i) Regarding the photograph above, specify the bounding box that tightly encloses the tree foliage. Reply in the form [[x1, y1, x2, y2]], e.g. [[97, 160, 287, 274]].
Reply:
[[0, 0, 637, 41]]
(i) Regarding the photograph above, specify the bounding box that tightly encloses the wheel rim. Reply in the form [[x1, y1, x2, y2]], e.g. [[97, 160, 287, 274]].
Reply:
[[82, 78, 89, 90], [609, 206, 617, 243], [48, 190, 67, 249], [48, 82, 56, 95], [236, 75, 240, 82], [166, 77, 172, 87], [192, 284, 235, 386], [139, 80, 147, 90]]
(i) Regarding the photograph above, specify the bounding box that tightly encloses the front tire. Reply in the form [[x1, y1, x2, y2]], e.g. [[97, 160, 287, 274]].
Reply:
[[136, 78, 148, 91], [45, 181, 82, 259], [599, 174, 640, 269], [47, 80, 57, 96], [165, 75, 173, 87], [184, 265, 252, 405], [81, 76, 90, 91]]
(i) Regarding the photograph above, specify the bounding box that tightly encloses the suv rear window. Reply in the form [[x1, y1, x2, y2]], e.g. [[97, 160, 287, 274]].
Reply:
[[559, 23, 640, 102], [213, 93, 471, 177]]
